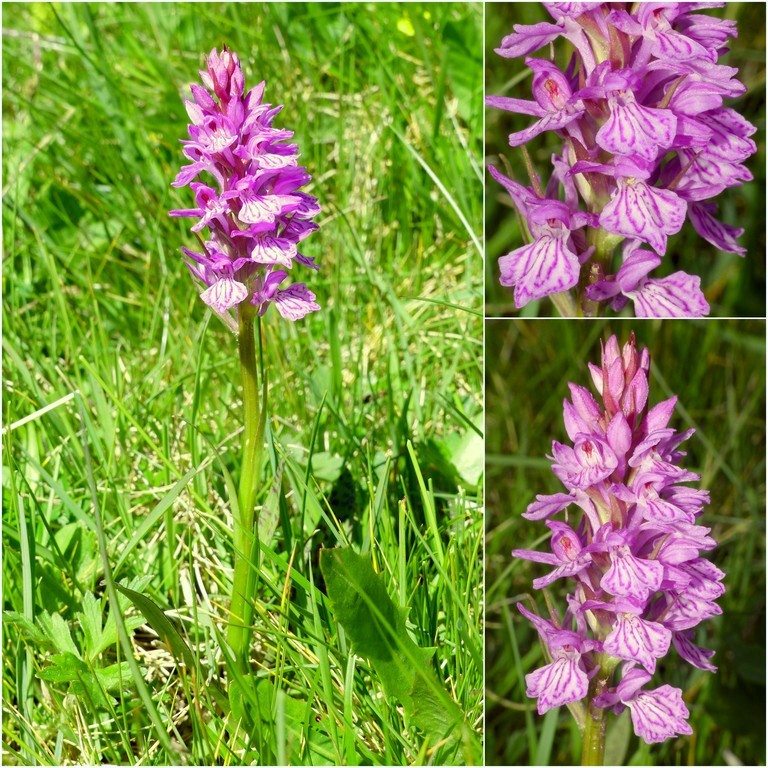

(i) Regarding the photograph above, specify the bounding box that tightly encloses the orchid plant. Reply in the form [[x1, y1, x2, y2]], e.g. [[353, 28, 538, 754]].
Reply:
[[169, 47, 320, 673], [514, 333, 724, 763], [487, 2, 756, 317]]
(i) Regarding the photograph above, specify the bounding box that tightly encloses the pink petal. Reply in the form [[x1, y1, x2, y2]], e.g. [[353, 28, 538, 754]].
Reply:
[[596, 94, 677, 162], [629, 685, 692, 744], [601, 549, 663, 600], [249, 235, 298, 268], [525, 657, 588, 714], [600, 180, 687, 255], [499, 232, 580, 308], [200, 277, 248, 314], [272, 283, 320, 321], [604, 615, 671, 673], [629, 272, 709, 318], [688, 202, 746, 255]]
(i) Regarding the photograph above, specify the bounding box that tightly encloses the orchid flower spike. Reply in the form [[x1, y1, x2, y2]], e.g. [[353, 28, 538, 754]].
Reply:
[[170, 47, 321, 332], [515, 333, 724, 745], [488, 3, 755, 316]]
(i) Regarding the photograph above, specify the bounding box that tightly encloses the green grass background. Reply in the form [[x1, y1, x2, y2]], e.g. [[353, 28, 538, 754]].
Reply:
[[485, 4, 767, 318], [2, 3, 483, 765], [486, 320, 766, 765]]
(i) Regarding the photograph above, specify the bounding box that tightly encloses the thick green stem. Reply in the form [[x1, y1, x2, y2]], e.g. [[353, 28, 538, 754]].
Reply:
[[581, 653, 619, 765], [579, 227, 624, 317], [228, 303, 266, 672], [581, 696, 607, 766]]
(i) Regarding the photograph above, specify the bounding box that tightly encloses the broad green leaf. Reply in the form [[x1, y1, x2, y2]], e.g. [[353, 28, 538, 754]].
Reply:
[[320, 548, 480, 765]]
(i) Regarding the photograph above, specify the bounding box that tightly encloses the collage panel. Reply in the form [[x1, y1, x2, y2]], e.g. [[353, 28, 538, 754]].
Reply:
[[485, 3, 766, 318], [2, 3, 483, 766], [485, 320, 766, 765]]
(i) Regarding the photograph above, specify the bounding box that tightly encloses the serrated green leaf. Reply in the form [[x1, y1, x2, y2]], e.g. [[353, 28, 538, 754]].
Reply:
[[319, 547, 480, 765], [37, 652, 87, 684], [38, 652, 113, 709], [78, 592, 103, 661], [94, 662, 133, 693], [38, 611, 79, 657]]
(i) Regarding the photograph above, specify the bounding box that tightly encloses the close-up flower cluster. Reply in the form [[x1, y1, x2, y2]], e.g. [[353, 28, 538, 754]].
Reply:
[[487, 2, 757, 317], [170, 47, 321, 330], [514, 334, 724, 744]]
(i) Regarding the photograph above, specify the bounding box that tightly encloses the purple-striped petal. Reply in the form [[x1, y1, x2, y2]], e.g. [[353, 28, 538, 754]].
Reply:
[[496, 21, 565, 58], [499, 231, 580, 308], [601, 548, 663, 600], [524, 493, 574, 520], [596, 93, 677, 162], [628, 685, 692, 744], [525, 656, 589, 714], [600, 180, 687, 255], [272, 283, 320, 320], [672, 630, 717, 672], [629, 272, 709, 318], [604, 614, 671, 673], [200, 276, 248, 314], [249, 235, 298, 268], [688, 201, 746, 255]]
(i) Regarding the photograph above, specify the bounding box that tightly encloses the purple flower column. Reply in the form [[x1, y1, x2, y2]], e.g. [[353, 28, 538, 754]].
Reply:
[[169, 48, 321, 671], [487, 3, 756, 317], [514, 334, 724, 762]]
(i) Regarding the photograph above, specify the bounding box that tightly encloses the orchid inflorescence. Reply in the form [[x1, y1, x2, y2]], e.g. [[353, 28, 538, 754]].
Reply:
[[488, 2, 756, 317], [170, 47, 321, 331], [515, 334, 724, 744]]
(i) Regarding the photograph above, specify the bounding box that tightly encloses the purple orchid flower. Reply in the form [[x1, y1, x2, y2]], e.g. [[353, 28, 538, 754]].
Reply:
[[515, 334, 723, 746], [170, 48, 320, 331], [488, 3, 756, 316], [594, 666, 693, 743]]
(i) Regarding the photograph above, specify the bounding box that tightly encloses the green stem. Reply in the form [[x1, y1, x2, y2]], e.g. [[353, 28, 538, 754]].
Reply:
[[579, 227, 624, 317], [550, 290, 580, 317], [581, 653, 619, 765], [228, 303, 267, 672], [581, 696, 607, 766]]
